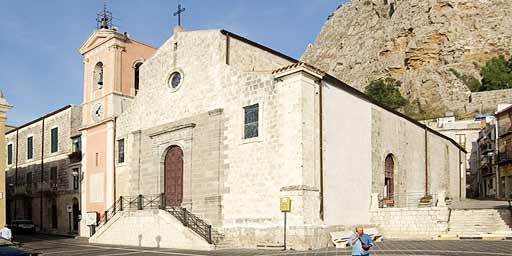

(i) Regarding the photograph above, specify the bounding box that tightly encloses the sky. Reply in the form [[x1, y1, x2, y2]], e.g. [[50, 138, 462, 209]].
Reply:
[[0, 0, 346, 126]]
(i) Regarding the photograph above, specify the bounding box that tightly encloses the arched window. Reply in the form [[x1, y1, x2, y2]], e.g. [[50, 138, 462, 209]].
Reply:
[[134, 62, 142, 95], [384, 154, 395, 200], [93, 62, 104, 89]]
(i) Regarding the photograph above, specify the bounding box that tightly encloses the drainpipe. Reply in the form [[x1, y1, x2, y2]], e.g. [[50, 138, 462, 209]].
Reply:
[[40, 118, 45, 231], [318, 80, 324, 221], [425, 128, 429, 196], [14, 129, 19, 221], [113, 118, 117, 202]]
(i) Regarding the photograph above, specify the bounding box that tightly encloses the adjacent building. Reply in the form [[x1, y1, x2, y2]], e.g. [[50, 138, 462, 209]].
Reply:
[[476, 117, 497, 198], [422, 116, 484, 198], [0, 94, 12, 227], [497, 105, 512, 199], [5, 105, 82, 234]]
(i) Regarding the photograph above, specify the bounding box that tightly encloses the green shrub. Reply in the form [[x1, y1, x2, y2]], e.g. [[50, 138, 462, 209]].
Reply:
[[364, 77, 408, 110], [480, 55, 512, 91]]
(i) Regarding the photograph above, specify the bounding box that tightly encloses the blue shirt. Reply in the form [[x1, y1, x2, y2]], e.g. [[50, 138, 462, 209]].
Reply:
[[349, 233, 373, 256]]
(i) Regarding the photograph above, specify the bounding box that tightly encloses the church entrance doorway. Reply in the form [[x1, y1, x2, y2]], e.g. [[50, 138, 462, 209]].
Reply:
[[384, 154, 395, 207], [164, 146, 184, 206]]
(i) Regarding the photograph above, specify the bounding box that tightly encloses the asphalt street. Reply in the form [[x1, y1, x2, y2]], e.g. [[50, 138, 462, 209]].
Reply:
[[10, 234, 512, 256]]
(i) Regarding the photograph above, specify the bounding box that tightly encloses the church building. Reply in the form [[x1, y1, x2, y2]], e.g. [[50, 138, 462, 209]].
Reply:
[[77, 10, 466, 250]]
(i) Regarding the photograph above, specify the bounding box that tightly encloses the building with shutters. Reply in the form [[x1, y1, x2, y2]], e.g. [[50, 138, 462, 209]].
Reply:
[[5, 105, 82, 234]]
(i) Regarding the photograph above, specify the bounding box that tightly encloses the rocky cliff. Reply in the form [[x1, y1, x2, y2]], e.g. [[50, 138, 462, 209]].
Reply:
[[302, 0, 512, 118]]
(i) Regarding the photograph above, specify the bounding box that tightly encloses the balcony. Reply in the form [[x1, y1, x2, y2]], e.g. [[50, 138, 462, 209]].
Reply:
[[498, 125, 512, 138], [480, 157, 491, 167], [498, 151, 512, 165], [480, 143, 494, 154], [68, 151, 82, 163]]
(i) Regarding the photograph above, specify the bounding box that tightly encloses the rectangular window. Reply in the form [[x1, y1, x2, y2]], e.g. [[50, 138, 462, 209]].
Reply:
[[7, 144, 12, 165], [72, 136, 81, 153], [117, 139, 125, 163], [26, 172, 32, 185], [51, 127, 58, 153], [243, 104, 259, 139], [72, 168, 79, 190], [50, 167, 58, 182], [27, 136, 33, 160]]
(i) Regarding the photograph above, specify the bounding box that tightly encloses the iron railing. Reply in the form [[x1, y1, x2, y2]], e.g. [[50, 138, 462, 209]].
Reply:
[[92, 193, 214, 244]]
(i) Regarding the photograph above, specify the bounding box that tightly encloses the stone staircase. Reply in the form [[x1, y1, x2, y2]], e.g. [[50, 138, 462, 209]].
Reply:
[[447, 209, 512, 235]]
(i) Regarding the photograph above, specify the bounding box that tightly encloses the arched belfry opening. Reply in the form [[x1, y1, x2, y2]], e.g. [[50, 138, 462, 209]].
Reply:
[[384, 154, 395, 204], [93, 62, 104, 89], [164, 146, 184, 206]]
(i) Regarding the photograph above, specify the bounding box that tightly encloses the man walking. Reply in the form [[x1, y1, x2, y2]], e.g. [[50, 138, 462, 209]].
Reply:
[[349, 226, 373, 256]]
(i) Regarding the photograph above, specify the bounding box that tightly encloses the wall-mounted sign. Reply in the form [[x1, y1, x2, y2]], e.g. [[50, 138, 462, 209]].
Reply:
[[85, 211, 98, 226], [280, 197, 291, 212]]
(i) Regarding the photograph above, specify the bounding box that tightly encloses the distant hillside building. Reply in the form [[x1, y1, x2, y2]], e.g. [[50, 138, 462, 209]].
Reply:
[[5, 105, 82, 234]]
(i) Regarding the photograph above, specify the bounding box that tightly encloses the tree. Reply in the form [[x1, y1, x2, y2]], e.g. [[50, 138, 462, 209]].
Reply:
[[480, 56, 512, 91], [364, 77, 408, 110]]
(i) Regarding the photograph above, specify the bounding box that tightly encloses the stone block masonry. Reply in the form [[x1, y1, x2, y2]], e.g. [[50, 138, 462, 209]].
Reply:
[[369, 207, 449, 239], [466, 88, 512, 113]]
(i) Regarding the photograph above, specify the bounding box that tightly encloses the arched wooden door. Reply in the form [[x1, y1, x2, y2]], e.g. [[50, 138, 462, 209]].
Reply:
[[164, 146, 184, 206], [385, 154, 395, 199]]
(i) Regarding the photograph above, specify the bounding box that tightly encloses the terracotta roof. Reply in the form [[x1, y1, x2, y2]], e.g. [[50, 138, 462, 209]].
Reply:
[[272, 61, 326, 77]]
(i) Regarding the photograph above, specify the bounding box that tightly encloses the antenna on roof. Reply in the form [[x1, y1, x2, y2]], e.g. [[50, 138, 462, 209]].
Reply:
[[96, 0, 113, 29]]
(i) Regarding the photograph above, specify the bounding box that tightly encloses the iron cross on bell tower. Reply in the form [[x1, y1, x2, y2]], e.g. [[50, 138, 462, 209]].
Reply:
[[173, 4, 186, 26]]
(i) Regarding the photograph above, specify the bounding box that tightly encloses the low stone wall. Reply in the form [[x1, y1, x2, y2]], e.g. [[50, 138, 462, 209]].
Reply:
[[466, 89, 512, 113], [369, 207, 449, 239]]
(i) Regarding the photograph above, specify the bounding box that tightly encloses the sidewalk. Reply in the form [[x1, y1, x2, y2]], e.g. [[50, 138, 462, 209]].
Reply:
[[449, 199, 511, 209]]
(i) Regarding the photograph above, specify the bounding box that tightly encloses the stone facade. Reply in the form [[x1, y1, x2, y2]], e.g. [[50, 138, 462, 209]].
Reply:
[[302, 0, 512, 117], [369, 207, 449, 239], [496, 106, 512, 199], [5, 105, 82, 234], [92, 28, 468, 250]]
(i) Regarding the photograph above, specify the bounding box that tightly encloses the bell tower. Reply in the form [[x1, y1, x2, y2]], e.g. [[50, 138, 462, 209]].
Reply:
[[78, 5, 156, 237]]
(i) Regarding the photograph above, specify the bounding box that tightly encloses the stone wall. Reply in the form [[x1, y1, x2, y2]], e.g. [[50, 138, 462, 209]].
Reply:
[[369, 207, 449, 239], [466, 88, 512, 113]]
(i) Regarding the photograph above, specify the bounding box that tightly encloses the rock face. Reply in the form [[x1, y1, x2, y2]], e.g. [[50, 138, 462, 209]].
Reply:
[[302, 0, 512, 117]]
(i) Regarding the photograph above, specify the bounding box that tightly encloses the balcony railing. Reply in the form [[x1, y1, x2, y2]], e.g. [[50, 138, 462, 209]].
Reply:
[[498, 152, 512, 164], [499, 125, 512, 138], [68, 151, 82, 163]]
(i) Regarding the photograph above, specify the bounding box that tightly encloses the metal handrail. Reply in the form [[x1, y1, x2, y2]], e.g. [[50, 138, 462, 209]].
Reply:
[[92, 193, 214, 244]]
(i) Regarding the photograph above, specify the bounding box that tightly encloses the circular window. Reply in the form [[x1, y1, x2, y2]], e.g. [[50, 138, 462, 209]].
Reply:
[[168, 72, 182, 89]]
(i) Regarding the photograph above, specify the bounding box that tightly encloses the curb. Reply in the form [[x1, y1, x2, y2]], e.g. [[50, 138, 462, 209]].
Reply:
[[36, 232, 77, 238], [438, 235, 512, 240]]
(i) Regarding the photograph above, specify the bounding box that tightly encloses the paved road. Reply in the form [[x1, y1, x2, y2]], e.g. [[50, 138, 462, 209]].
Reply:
[[11, 234, 512, 255]]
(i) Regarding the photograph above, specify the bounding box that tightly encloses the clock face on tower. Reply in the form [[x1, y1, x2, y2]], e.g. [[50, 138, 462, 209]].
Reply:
[[92, 103, 104, 121]]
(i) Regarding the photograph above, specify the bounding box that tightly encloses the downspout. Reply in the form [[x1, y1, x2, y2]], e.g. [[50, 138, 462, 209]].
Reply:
[[459, 149, 462, 200], [319, 80, 324, 221], [113, 118, 117, 202], [425, 128, 429, 196], [40, 118, 45, 231], [14, 130, 19, 221]]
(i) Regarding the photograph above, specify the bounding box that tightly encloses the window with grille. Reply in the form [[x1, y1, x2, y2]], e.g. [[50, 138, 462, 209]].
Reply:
[[27, 136, 33, 160], [243, 104, 259, 139], [7, 144, 12, 165], [51, 127, 58, 153], [117, 139, 125, 163]]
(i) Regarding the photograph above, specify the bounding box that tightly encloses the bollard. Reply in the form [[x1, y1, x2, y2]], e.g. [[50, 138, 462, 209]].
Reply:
[[119, 196, 124, 211], [104, 211, 108, 223]]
